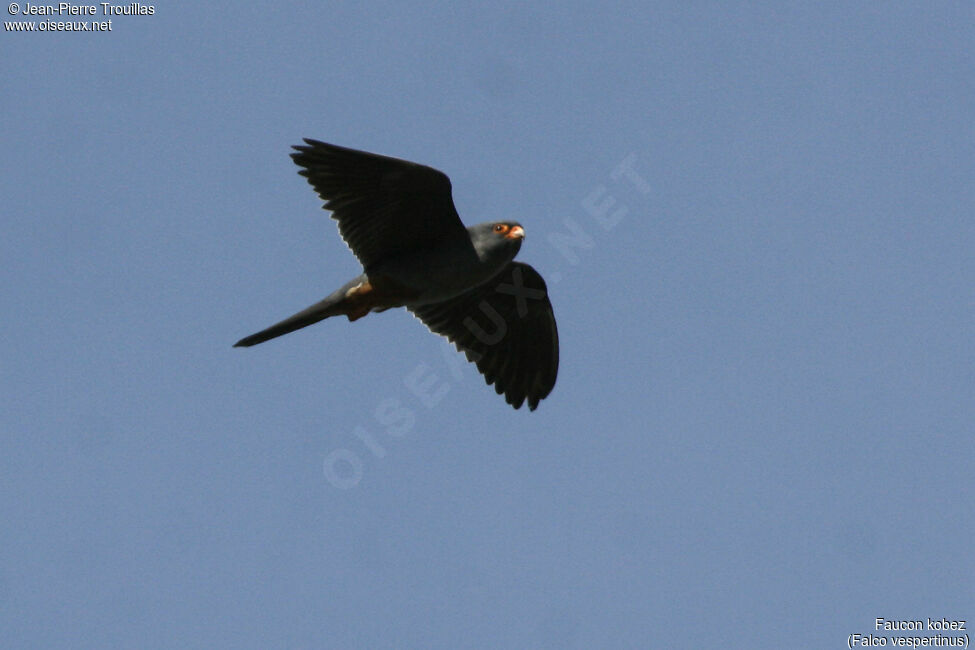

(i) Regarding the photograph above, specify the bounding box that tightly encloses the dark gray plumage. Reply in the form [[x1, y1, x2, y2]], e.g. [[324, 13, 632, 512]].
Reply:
[[235, 139, 558, 410]]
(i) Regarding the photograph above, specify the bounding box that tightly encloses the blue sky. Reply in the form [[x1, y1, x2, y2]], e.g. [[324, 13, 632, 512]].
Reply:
[[2, 2, 972, 648]]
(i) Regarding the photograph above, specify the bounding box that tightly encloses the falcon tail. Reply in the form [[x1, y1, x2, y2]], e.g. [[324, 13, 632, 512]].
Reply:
[[233, 276, 366, 347]]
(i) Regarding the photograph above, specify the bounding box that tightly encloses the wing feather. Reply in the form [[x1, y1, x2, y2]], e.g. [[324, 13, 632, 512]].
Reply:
[[409, 262, 559, 410], [291, 139, 470, 270]]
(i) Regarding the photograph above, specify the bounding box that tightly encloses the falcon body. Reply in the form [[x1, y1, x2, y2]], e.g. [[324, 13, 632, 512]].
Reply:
[[235, 140, 558, 410]]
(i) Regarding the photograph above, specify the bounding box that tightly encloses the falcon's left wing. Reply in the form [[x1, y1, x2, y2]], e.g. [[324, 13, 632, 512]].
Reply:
[[409, 262, 559, 410]]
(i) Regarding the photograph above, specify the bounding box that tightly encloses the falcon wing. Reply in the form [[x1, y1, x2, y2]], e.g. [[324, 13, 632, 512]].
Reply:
[[409, 262, 559, 410], [291, 139, 471, 270]]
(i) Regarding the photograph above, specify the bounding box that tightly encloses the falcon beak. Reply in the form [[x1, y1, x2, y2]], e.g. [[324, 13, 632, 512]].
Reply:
[[506, 225, 525, 240]]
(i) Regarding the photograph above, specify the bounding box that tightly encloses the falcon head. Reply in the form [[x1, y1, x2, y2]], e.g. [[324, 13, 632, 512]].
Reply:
[[468, 221, 526, 268], [469, 220, 525, 263]]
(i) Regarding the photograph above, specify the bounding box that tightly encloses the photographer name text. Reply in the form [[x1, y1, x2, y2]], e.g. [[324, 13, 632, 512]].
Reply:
[[12, 2, 153, 16]]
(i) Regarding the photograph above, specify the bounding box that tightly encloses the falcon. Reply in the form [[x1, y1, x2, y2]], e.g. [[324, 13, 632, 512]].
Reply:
[[234, 140, 558, 410]]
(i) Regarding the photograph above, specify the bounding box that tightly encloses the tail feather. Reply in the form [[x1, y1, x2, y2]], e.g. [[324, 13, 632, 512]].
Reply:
[[233, 276, 365, 347], [232, 298, 338, 347]]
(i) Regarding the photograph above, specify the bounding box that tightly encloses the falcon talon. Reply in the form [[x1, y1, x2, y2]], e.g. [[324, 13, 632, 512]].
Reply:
[[234, 139, 559, 410]]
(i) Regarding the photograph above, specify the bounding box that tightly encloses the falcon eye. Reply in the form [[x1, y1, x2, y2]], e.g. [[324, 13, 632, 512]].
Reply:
[[494, 224, 507, 233]]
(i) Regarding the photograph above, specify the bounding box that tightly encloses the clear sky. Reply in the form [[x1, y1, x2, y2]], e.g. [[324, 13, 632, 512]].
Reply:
[[2, 2, 972, 648]]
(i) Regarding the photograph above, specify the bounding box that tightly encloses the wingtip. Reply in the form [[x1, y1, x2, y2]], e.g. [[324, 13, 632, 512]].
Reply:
[[291, 138, 318, 156], [293, 137, 324, 151]]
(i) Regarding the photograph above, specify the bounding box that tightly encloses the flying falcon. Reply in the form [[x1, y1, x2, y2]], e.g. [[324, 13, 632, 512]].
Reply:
[[234, 140, 558, 410]]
